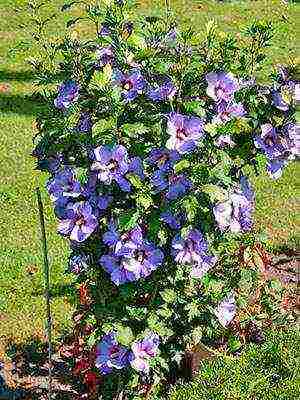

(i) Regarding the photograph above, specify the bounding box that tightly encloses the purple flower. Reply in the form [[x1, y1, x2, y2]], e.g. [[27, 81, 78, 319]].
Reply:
[[113, 69, 146, 102], [95, 46, 114, 67], [151, 170, 192, 201], [54, 80, 79, 110], [53, 196, 74, 219], [100, 254, 137, 285], [272, 90, 290, 111], [166, 28, 177, 42], [130, 333, 160, 373], [190, 256, 216, 279], [33, 151, 64, 174], [272, 78, 296, 111], [213, 101, 245, 124], [100, 226, 164, 285], [91, 145, 132, 192], [254, 124, 286, 160], [148, 79, 177, 102], [68, 253, 90, 275], [206, 72, 238, 103], [172, 229, 216, 278], [102, 222, 121, 247], [128, 156, 145, 179], [266, 159, 287, 180], [99, 23, 111, 37], [85, 193, 113, 218], [295, 83, 300, 104], [214, 291, 236, 327], [160, 211, 185, 230], [77, 112, 92, 133], [214, 135, 236, 148], [166, 112, 205, 154], [213, 179, 254, 233], [285, 123, 300, 157], [254, 123, 297, 179], [277, 65, 289, 82], [95, 333, 132, 375], [147, 148, 180, 172], [122, 21, 134, 39], [58, 201, 98, 242], [46, 167, 82, 201], [172, 229, 207, 264], [97, 194, 113, 211]]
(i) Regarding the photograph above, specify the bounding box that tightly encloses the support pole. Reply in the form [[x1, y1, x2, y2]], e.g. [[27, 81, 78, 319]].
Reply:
[[36, 187, 52, 400]]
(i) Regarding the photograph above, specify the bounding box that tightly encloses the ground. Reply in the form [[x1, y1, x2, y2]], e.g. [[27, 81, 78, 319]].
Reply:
[[0, 0, 299, 351]]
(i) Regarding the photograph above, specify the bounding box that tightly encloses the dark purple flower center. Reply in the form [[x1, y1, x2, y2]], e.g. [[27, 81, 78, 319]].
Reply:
[[264, 133, 282, 147], [109, 345, 120, 356], [122, 80, 133, 91], [169, 174, 181, 184], [216, 86, 225, 97], [220, 110, 230, 119], [108, 159, 119, 171], [76, 216, 85, 226], [176, 127, 188, 140], [134, 249, 147, 262], [157, 154, 169, 166]]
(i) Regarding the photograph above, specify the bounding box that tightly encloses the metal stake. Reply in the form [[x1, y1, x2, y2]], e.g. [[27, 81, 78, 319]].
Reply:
[[36, 187, 52, 400]]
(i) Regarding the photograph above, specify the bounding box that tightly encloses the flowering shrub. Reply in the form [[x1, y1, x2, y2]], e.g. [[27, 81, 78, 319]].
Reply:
[[31, 0, 299, 398]]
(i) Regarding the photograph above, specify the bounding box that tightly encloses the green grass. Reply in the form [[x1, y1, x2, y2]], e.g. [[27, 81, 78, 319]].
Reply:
[[0, 0, 299, 345], [170, 328, 300, 400]]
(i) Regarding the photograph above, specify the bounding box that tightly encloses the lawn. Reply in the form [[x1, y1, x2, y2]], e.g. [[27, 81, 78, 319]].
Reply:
[[0, 0, 299, 352]]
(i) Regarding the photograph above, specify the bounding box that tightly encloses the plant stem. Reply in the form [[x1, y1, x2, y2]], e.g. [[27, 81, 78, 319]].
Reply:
[[165, 0, 170, 14], [36, 187, 52, 400]]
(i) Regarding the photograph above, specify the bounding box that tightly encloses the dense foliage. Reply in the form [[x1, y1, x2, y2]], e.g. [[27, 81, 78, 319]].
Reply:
[[31, 0, 298, 398]]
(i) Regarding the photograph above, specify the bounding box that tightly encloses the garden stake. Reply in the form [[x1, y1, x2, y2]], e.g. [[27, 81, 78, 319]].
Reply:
[[36, 187, 53, 400]]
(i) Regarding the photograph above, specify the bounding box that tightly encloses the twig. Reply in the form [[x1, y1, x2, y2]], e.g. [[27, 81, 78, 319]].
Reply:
[[36, 187, 52, 400]]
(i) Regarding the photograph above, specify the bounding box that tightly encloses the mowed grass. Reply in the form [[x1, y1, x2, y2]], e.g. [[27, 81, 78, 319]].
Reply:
[[0, 0, 299, 346]]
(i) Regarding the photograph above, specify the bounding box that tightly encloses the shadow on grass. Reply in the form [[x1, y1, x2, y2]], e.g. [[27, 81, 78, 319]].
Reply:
[[3, 337, 79, 399], [0, 70, 35, 82], [0, 93, 45, 116]]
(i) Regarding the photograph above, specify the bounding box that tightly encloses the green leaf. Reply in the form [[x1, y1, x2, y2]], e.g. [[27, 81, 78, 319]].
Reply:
[[136, 193, 153, 210], [161, 289, 177, 303], [127, 33, 146, 49], [185, 301, 201, 321], [61, 2, 78, 11], [228, 336, 242, 352], [66, 17, 83, 28], [86, 330, 98, 347], [90, 65, 112, 89], [127, 174, 143, 189], [122, 123, 148, 138], [191, 326, 203, 344], [126, 306, 148, 321], [154, 60, 171, 74], [184, 100, 206, 117], [158, 305, 173, 318], [204, 122, 218, 136], [157, 228, 168, 246], [116, 325, 134, 346], [174, 159, 190, 174], [92, 119, 115, 134], [118, 210, 139, 231], [202, 184, 228, 202], [147, 314, 173, 338], [148, 211, 161, 241], [183, 195, 198, 222]]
